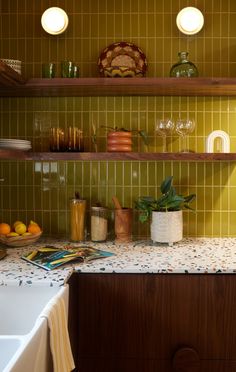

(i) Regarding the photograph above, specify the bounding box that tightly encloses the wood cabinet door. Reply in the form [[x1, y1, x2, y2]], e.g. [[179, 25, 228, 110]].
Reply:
[[68, 273, 236, 371]]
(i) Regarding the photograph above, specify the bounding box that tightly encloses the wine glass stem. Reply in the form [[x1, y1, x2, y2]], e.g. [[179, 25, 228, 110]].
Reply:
[[182, 135, 187, 152], [163, 136, 167, 153]]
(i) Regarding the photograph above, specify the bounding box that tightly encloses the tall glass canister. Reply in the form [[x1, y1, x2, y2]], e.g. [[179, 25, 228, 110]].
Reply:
[[91, 206, 108, 242], [70, 197, 86, 242]]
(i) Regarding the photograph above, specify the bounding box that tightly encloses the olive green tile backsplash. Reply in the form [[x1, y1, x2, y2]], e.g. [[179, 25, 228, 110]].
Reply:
[[0, 0, 236, 237]]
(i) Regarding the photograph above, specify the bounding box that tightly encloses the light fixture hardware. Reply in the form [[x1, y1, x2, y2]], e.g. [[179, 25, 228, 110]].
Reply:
[[176, 7, 204, 35], [41, 7, 69, 35]]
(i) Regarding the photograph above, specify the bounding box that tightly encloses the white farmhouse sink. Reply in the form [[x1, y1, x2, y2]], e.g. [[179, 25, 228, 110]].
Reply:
[[0, 285, 60, 335], [0, 285, 69, 372], [0, 337, 23, 371]]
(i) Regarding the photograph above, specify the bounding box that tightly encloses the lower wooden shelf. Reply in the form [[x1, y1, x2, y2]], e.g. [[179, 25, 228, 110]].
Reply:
[[0, 151, 236, 161]]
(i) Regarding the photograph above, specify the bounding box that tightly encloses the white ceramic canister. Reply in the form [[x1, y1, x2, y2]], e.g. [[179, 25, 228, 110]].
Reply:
[[150, 210, 183, 244]]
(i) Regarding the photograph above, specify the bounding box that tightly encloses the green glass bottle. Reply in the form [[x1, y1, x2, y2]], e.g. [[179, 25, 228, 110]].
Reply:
[[170, 51, 198, 77]]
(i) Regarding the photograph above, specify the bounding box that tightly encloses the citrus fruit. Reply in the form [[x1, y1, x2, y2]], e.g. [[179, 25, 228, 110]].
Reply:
[[15, 223, 27, 235], [29, 220, 37, 225], [0, 223, 11, 235], [7, 232, 19, 237], [27, 223, 41, 234], [13, 220, 23, 229]]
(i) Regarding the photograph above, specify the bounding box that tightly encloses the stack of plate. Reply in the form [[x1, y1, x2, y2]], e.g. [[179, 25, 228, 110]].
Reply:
[[0, 59, 22, 75], [0, 139, 32, 151]]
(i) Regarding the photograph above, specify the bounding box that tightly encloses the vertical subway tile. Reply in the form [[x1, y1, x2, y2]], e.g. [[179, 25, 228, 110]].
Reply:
[[0, 0, 235, 236]]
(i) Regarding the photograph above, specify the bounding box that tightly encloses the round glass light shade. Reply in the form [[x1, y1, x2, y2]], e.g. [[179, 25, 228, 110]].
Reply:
[[176, 7, 204, 35], [41, 7, 69, 35]]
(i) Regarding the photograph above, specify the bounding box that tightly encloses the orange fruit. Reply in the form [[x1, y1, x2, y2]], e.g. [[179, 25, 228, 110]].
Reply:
[[27, 223, 41, 234], [0, 223, 11, 235]]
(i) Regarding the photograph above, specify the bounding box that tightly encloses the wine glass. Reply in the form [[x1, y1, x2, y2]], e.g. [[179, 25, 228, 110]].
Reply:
[[175, 118, 195, 152], [155, 119, 175, 152]]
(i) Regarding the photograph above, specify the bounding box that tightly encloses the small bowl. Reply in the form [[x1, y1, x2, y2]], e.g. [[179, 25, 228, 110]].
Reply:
[[0, 231, 42, 247], [101, 66, 144, 78]]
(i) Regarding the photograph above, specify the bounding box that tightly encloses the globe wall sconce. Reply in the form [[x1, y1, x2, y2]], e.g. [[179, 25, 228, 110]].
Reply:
[[41, 7, 69, 35], [176, 7, 204, 35]]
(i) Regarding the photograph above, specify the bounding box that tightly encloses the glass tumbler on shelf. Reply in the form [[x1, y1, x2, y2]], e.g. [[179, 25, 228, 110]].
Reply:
[[155, 118, 175, 152], [50, 127, 65, 151], [175, 118, 195, 152], [170, 51, 198, 77], [66, 127, 84, 152], [42, 62, 56, 78]]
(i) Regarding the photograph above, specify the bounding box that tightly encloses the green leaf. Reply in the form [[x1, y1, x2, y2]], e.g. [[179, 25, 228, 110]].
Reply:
[[138, 130, 149, 145], [119, 127, 129, 132], [160, 176, 173, 194], [183, 204, 196, 212], [184, 194, 196, 203]]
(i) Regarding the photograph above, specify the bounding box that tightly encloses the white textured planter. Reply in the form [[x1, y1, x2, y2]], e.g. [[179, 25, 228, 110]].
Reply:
[[151, 210, 183, 244]]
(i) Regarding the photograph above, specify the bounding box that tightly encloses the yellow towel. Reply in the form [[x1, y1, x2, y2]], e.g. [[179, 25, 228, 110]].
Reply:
[[41, 287, 75, 372]]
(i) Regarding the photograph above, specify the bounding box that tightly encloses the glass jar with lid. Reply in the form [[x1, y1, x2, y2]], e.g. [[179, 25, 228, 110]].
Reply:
[[70, 197, 86, 242], [91, 206, 108, 242]]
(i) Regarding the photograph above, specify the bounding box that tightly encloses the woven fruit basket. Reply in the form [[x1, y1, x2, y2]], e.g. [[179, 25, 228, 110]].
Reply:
[[0, 231, 42, 247]]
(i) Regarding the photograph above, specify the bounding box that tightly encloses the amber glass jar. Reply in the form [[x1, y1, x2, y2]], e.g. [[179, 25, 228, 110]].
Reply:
[[70, 198, 86, 241]]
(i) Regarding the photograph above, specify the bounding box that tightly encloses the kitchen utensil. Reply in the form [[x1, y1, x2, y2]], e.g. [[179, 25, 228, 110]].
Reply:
[[112, 196, 122, 209]]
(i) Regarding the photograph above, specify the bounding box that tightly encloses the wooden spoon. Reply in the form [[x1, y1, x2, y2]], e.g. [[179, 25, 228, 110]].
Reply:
[[112, 196, 122, 209]]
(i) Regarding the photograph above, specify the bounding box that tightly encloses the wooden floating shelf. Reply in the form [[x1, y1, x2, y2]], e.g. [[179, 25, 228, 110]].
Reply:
[[1, 77, 236, 97], [0, 151, 236, 161]]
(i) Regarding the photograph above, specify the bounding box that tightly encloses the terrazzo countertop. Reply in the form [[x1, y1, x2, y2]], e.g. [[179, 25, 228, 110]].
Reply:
[[1, 237, 236, 286]]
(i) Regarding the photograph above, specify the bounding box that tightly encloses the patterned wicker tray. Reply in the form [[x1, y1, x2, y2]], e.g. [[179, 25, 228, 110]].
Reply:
[[98, 41, 148, 77]]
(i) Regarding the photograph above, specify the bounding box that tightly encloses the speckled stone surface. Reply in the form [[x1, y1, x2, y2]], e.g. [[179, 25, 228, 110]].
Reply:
[[1, 237, 236, 286]]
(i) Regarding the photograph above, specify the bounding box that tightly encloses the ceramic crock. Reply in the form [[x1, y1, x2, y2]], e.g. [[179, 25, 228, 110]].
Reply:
[[107, 131, 132, 152], [151, 210, 183, 245]]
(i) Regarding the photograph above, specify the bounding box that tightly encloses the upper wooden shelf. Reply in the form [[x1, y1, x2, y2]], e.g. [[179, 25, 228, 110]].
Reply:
[[1, 75, 236, 97], [0, 151, 235, 161]]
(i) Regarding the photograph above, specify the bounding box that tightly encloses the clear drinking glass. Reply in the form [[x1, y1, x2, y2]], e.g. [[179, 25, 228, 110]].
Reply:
[[175, 118, 195, 152], [155, 119, 175, 152]]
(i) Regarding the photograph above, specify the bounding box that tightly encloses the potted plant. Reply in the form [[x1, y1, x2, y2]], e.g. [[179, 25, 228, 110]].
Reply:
[[135, 176, 196, 244], [101, 126, 148, 152]]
